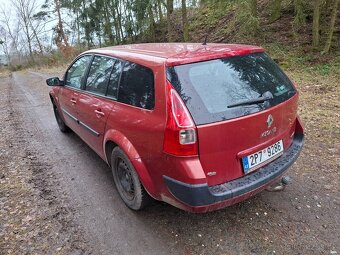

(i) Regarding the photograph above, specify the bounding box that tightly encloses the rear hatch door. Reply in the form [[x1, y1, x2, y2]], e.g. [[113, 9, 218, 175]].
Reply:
[[167, 52, 298, 186]]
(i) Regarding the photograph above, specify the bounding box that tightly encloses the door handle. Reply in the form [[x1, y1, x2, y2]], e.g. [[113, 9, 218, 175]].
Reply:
[[70, 99, 77, 104], [94, 109, 105, 117]]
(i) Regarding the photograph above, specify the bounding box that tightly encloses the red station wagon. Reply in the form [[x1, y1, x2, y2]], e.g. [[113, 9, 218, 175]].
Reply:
[[47, 43, 304, 213]]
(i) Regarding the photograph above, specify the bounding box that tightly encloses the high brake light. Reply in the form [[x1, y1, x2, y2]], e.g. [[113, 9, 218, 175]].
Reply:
[[163, 81, 198, 156]]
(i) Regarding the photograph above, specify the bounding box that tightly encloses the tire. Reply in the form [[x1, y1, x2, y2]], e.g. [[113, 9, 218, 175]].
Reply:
[[53, 104, 70, 133], [111, 147, 152, 210]]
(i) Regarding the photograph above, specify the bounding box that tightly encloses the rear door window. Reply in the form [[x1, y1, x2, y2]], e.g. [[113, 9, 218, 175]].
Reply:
[[85, 56, 116, 95], [167, 52, 296, 125], [118, 61, 154, 110], [106, 59, 123, 100]]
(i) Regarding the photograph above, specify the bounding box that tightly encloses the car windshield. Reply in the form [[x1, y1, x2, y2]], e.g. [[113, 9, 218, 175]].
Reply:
[[166, 52, 296, 125]]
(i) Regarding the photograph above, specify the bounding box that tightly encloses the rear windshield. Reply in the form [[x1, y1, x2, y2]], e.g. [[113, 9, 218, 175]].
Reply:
[[167, 52, 296, 125]]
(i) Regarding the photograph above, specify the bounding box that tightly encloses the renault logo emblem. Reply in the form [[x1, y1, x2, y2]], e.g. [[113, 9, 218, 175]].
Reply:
[[267, 114, 274, 128]]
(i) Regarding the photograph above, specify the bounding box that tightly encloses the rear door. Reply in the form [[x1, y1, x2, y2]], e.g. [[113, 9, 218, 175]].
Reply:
[[59, 55, 92, 132], [109, 60, 156, 159], [76, 55, 122, 156], [167, 52, 298, 186]]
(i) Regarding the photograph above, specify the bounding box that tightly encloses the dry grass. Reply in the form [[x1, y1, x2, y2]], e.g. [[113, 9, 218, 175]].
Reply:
[[0, 67, 10, 78], [286, 63, 340, 186], [28, 64, 69, 76], [288, 65, 340, 143]]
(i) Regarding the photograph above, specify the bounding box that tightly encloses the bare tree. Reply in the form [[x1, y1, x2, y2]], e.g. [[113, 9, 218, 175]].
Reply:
[[29, 16, 44, 53], [11, 0, 33, 58], [54, 0, 70, 49], [0, 7, 26, 64], [11, 0, 45, 60], [0, 7, 22, 62], [0, 25, 11, 64]]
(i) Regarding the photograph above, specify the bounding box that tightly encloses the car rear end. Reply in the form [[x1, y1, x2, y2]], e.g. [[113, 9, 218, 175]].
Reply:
[[161, 50, 304, 212]]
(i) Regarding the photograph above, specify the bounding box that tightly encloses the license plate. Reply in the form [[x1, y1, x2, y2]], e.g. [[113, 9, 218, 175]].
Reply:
[[242, 140, 284, 174]]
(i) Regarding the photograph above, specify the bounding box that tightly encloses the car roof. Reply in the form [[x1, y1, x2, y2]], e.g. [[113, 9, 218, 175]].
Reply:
[[87, 43, 265, 66]]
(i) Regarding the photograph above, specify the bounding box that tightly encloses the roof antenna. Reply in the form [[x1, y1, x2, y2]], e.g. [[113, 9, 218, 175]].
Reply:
[[202, 34, 208, 45]]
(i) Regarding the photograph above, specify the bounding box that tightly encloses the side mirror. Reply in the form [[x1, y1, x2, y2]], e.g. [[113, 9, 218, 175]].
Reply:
[[46, 77, 64, 86]]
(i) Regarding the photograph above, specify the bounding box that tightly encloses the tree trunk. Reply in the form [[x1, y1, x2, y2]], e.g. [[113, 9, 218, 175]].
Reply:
[[116, 0, 124, 43], [12, 0, 34, 60], [182, 0, 189, 41], [148, 4, 156, 42], [55, 0, 69, 48], [103, 1, 114, 44], [80, 0, 90, 49], [0, 30, 11, 64], [111, 0, 121, 44], [322, 0, 338, 53], [76, 10, 81, 46], [29, 21, 43, 54], [125, 3, 136, 40], [23, 22, 33, 59], [2, 11, 21, 59], [168, 0, 174, 13], [157, 0, 163, 21], [312, 0, 321, 48], [166, 0, 173, 42]]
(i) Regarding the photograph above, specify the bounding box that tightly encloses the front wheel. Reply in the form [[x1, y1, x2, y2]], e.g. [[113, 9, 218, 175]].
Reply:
[[53, 104, 70, 133], [111, 147, 152, 210]]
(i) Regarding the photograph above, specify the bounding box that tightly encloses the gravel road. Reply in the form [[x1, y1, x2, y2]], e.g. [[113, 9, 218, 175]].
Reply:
[[0, 70, 339, 255]]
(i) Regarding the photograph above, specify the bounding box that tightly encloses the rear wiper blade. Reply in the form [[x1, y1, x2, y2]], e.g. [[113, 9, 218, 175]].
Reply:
[[227, 91, 273, 108]]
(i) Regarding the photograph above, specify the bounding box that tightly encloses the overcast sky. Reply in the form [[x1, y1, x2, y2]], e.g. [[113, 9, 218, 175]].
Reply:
[[0, 0, 45, 11], [0, 0, 11, 11]]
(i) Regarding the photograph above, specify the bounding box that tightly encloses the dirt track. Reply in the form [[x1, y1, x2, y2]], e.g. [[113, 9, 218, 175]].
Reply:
[[0, 70, 339, 255]]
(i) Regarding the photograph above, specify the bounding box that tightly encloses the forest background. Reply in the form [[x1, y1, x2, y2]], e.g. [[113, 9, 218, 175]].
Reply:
[[0, 0, 338, 72]]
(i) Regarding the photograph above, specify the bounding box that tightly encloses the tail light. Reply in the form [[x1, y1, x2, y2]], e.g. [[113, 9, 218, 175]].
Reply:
[[163, 81, 198, 156]]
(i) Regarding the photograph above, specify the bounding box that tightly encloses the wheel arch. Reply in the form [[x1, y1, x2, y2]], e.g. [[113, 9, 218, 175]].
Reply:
[[103, 129, 158, 199], [49, 91, 67, 123], [49, 87, 62, 106]]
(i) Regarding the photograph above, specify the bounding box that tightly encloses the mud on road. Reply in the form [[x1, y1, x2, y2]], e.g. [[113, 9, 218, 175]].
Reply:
[[0, 69, 339, 255]]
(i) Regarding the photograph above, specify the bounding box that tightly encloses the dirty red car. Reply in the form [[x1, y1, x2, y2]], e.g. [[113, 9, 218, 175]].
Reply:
[[46, 43, 304, 213]]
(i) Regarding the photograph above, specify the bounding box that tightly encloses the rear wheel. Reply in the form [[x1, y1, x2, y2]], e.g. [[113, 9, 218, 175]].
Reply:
[[111, 147, 152, 210], [53, 104, 70, 133]]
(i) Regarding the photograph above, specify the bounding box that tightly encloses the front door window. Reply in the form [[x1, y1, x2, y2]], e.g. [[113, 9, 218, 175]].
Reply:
[[85, 56, 116, 95], [65, 55, 92, 89]]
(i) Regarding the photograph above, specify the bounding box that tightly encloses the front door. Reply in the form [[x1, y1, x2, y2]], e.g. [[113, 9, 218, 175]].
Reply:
[[76, 55, 122, 157], [59, 55, 92, 132]]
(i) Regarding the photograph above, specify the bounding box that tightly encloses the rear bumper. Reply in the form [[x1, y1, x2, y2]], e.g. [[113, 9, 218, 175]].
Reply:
[[163, 133, 304, 212]]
